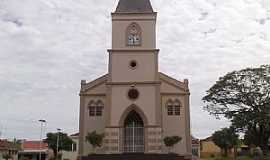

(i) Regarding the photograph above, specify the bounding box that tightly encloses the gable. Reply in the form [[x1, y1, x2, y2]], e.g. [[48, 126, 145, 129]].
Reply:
[[159, 72, 189, 94], [80, 74, 108, 95]]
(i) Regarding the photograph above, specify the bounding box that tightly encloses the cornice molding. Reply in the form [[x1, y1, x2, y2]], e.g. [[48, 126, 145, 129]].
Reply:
[[112, 18, 156, 21], [161, 92, 190, 96], [107, 49, 159, 54], [79, 93, 106, 96], [106, 125, 161, 128], [106, 81, 161, 86], [111, 12, 157, 16]]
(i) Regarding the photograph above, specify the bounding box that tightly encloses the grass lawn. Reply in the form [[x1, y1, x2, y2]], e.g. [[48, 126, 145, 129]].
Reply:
[[201, 155, 270, 160], [201, 156, 251, 160]]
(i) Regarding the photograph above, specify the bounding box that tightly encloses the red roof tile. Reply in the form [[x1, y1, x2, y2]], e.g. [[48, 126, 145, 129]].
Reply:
[[0, 140, 18, 150], [192, 139, 200, 145], [0, 140, 9, 150], [22, 141, 48, 150]]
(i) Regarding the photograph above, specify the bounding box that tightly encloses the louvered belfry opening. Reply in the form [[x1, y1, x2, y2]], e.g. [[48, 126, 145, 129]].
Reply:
[[123, 110, 144, 153]]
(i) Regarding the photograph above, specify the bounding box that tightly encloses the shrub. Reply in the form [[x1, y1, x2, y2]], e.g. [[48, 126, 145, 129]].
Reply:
[[85, 131, 105, 154], [163, 136, 182, 153]]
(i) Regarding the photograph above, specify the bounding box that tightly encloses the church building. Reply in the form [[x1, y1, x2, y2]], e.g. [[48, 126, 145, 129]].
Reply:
[[79, 0, 191, 157]]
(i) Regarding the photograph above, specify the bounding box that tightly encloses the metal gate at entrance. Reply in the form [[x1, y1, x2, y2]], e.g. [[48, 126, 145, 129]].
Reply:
[[123, 110, 144, 153]]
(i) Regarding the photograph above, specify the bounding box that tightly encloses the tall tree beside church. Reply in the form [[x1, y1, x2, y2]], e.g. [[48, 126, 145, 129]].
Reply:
[[44, 132, 74, 158], [212, 127, 239, 157], [202, 65, 270, 153]]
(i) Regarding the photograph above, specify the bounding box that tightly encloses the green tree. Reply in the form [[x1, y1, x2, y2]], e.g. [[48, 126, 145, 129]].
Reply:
[[85, 131, 105, 154], [202, 65, 270, 153], [44, 132, 74, 158], [212, 127, 239, 157], [163, 136, 182, 153]]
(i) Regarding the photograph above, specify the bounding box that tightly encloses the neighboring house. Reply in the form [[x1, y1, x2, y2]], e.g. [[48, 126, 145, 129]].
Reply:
[[79, 0, 192, 157], [200, 137, 221, 158], [18, 141, 51, 160], [191, 136, 200, 158], [0, 140, 19, 160], [200, 136, 234, 158], [61, 133, 78, 160]]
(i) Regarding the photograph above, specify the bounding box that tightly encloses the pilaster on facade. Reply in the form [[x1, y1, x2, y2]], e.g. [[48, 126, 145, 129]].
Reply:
[[104, 128, 120, 154]]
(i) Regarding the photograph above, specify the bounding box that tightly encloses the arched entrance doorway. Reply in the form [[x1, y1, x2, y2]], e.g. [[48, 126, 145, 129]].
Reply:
[[123, 110, 144, 153]]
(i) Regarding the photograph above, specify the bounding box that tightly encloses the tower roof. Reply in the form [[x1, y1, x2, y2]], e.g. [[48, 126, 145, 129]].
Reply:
[[115, 0, 154, 13]]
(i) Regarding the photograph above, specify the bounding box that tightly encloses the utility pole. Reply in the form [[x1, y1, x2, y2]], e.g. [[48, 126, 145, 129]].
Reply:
[[38, 119, 46, 160], [56, 128, 61, 159]]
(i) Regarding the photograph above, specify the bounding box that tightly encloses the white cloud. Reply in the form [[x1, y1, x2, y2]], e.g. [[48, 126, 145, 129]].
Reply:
[[0, 0, 269, 139]]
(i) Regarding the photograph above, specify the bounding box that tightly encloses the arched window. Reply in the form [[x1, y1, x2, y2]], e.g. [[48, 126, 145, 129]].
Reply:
[[126, 23, 141, 46], [88, 100, 104, 117], [166, 99, 174, 116], [96, 100, 104, 116], [166, 99, 182, 116], [124, 110, 144, 153], [174, 99, 181, 115], [88, 100, 95, 117]]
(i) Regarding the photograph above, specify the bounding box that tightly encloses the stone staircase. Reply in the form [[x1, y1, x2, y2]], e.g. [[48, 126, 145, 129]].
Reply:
[[81, 153, 190, 160]]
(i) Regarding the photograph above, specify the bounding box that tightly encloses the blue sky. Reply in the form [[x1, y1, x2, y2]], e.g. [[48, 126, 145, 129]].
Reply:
[[0, 0, 270, 140]]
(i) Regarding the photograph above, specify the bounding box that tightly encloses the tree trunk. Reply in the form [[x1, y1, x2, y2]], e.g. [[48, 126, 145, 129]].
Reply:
[[233, 146, 237, 160], [260, 143, 268, 155], [53, 149, 57, 159], [224, 148, 228, 157], [93, 147, 97, 154]]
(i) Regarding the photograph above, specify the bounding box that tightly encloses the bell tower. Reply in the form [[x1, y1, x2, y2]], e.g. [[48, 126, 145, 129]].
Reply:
[[105, 0, 162, 154], [108, 0, 159, 82]]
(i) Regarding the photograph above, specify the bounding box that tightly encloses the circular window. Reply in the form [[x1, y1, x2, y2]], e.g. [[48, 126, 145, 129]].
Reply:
[[129, 60, 137, 69], [128, 88, 139, 100]]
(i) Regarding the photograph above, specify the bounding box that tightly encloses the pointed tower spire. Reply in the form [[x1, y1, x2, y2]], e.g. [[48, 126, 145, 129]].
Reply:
[[115, 0, 154, 13]]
